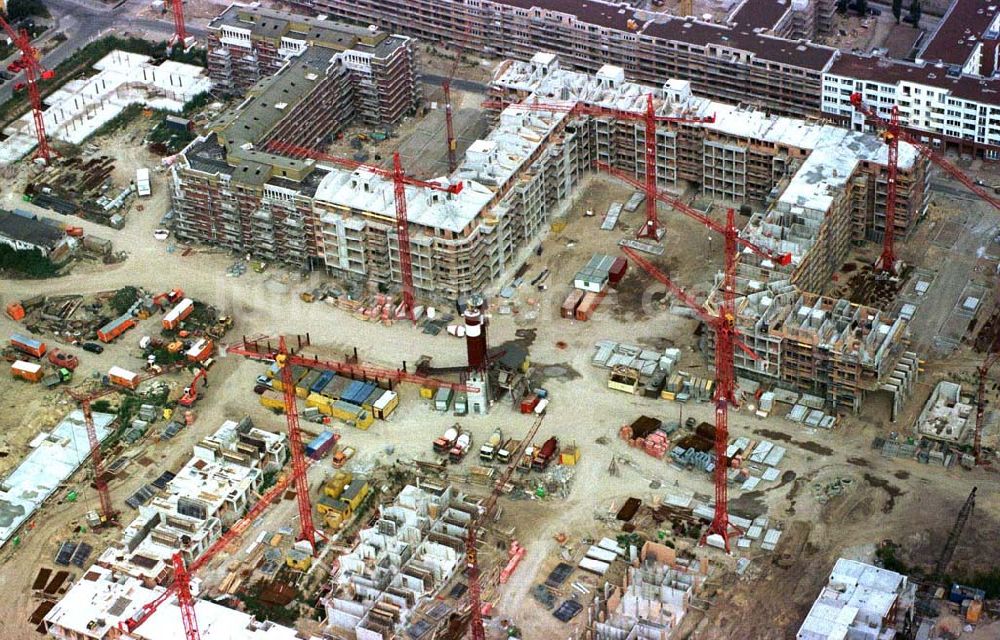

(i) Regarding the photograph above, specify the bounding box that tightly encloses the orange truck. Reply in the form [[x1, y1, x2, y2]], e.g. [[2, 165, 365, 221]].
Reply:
[[163, 298, 194, 330], [5, 302, 25, 321], [108, 366, 140, 389], [11, 360, 43, 382], [98, 314, 137, 343]]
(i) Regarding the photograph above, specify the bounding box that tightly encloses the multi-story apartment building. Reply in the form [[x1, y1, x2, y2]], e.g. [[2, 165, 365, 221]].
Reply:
[[291, 0, 1000, 159], [291, 0, 838, 118]]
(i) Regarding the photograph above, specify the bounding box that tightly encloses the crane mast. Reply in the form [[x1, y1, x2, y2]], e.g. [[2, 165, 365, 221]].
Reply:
[[0, 15, 54, 162], [277, 335, 319, 553]]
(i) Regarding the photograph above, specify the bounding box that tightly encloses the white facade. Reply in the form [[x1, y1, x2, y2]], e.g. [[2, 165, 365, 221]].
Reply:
[[822, 66, 1000, 158]]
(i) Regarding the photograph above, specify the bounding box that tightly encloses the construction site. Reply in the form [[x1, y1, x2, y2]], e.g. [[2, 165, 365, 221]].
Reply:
[[0, 0, 998, 639]]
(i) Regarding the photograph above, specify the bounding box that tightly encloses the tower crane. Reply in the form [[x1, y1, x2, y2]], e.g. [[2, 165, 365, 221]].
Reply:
[[122, 458, 309, 638], [467, 413, 545, 639], [66, 365, 182, 526], [622, 208, 787, 552], [482, 95, 715, 241], [267, 140, 464, 322], [169, 0, 188, 48], [849, 93, 1000, 271], [0, 14, 55, 162]]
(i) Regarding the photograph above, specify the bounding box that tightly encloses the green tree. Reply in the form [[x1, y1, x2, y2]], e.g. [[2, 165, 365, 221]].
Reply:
[[856, 0, 868, 16], [892, 0, 903, 22], [110, 286, 140, 315], [908, 0, 922, 25], [5, 0, 50, 21]]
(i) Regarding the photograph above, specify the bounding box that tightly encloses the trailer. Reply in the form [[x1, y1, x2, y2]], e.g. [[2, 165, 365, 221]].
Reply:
[[10, 333, 46, 358], [185, 338, 213, 362], [11, 359, 42, 382], [108, 366, 140, 389], [97, 314, 136, 343], [162, 298, 194, 330], [532, 437, 559, 471]]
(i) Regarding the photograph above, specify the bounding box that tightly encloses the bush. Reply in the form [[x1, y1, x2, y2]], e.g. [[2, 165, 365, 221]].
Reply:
[[5, 0, 50, 21], [110, 286, 140, 315], [0, 244, 58, 277]]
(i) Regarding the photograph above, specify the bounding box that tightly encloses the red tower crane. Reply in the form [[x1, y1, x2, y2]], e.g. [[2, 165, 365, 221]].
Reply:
[[66, 365, 181, 525], [170, 0, 188, 48], [267, 140, 464, 322], [849, 93, 1000, 271], [622, 213, 752, 552], [443, 18, 475, 172], [974, 350, 1000, 465], [467, 413, 545, 639], [0, 14, 55, 162], [483, 96, 715, 241], [123, 457, 310, 637]]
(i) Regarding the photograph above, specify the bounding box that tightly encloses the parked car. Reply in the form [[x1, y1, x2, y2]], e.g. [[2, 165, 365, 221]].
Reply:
[[253, 383, 269, 395], [13, 82, 26, 92], [81, 342, 104, 354]]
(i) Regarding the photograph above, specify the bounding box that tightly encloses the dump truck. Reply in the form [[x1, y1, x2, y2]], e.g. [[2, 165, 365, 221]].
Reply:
[[42, 367, 72, 388], [532, 436, 559, 471], [332, 445, 356, 468], [497, 438, 520, 464], [480, 428, 503, 462], [433, 425, 460, 454], [449, 432, 472, 462]]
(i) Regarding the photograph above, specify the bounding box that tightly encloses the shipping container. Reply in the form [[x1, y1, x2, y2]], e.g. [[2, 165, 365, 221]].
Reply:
[[560, 289, 585, 319], [305, 431, 338, 460], [320, 374, 350, 400], [135, 168, 151, 197], [329, 400, 374, 430], [10, 333, 46, 358], [608, 257, 627, 286], [520, 393, 539, 414], [162, 298, 194, 330], [260, 389, 287, 412], [372, 390, 399, 419], [342, 380, 378, 407], [297, 370, 323, 399], [575, 289, 607, 321], [310, 371, 335, 395], [108, 366, 140, 389], [98, 314, 136, 342], [434, 387, 453, 411], [11, 359, 42, 382]]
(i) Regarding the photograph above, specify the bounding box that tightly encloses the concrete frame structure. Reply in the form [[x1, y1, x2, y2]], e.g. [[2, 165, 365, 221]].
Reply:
[[43, 565, 305, 640], [0, 51, 211, 163], [324, 482, 475, 638], [797, 558, 913, 640], [95, 418, 286, 586], [292, 0, 1000, 158], [490, 54, 923, 413], [915, 380, 973, 443]]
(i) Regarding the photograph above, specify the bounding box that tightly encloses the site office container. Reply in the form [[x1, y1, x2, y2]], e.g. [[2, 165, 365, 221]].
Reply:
[[11, 359, 43, 382], [98, 314, 136, 343], [310, 371, 335, 395], [608, 257, 627, 286], [297, 370, 324, 399], [330, 400, 374, 430], [108, 366, 140, 389], [520, 393, 539, 414], [185, 338, 214, 362], [560, 289, 585, 319], [372, 390, 399, 419], [10, 333, 46, 358], [305, 431, 338, 460], [163, 298, 195, 330]]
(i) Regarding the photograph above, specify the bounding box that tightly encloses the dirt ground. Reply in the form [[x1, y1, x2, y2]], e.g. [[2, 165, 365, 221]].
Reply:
[[1, 98, 1000, 640]]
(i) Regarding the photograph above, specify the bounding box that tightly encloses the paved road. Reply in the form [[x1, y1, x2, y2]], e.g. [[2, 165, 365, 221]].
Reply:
[[0, 0, 206, 105], [421, 72, 487, 93]]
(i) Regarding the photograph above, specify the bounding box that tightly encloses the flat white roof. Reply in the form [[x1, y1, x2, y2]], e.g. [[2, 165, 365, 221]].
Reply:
[[0, 410, 115, 547], [797, 558, 905, 639]]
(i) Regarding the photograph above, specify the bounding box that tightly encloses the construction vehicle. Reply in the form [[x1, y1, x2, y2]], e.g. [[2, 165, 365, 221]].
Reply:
[[47, 349, 79, 371], [517, 443, 536, 473], [332, 445, 356, 468], [449, 432, 472, 462], [207, 315, 233, 338], [178, 368, 207, 408], [497, 438, 520, 464], [433, 424, 460, 454], [5, 302, 25, 321], [300, 291, 316, 303], [532, 436, 559, 471], [479, 428, 503, 462], [42, 367, 72, 388], [152, 288, 185, 307]]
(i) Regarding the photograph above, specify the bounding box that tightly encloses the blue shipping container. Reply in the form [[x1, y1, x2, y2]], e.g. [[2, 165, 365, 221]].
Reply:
[[343, 380, 377, 406], [311, 371, 334, 394], [305, 431, 335, 459]]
